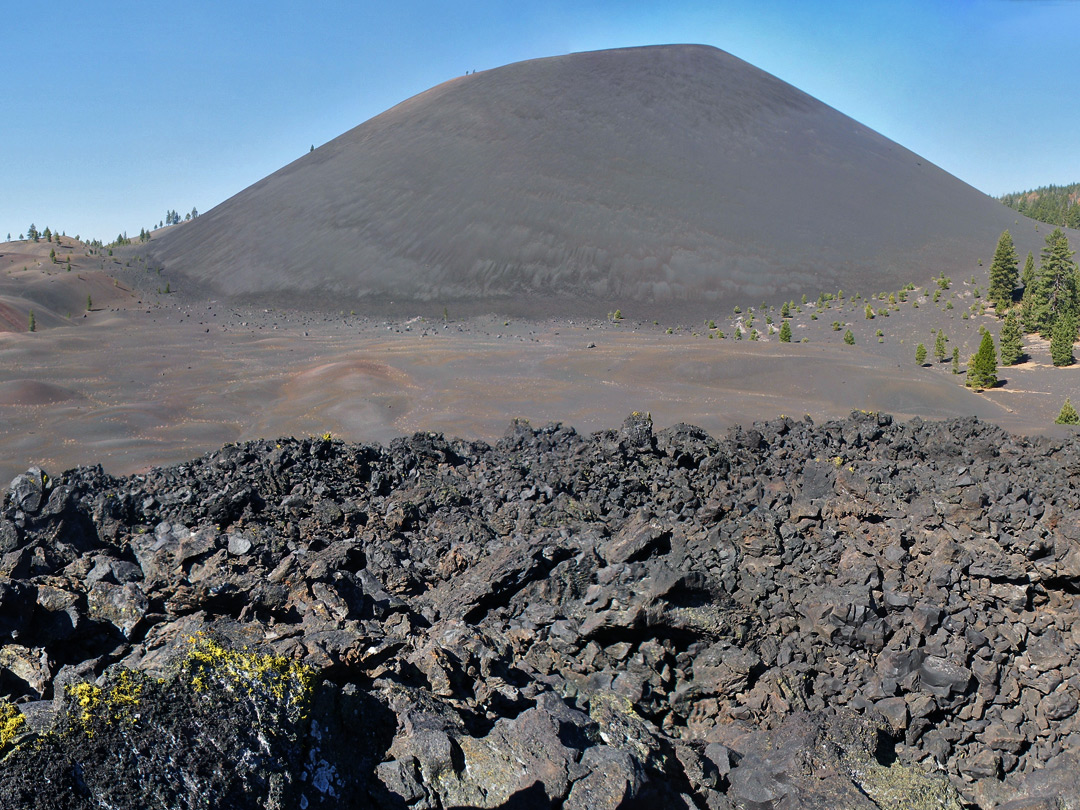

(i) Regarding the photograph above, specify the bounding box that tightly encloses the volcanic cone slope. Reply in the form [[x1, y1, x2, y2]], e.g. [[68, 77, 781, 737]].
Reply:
[[148, 44, 1026, 317]]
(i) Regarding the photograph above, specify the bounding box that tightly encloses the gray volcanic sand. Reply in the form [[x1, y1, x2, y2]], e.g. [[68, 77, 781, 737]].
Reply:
[[1, 287, 1074, 485], [5, 237, 1080, 483]]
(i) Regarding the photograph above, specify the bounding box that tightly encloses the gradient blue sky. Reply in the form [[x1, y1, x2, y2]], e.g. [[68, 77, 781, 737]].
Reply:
[[2, 0, 1078, 242]]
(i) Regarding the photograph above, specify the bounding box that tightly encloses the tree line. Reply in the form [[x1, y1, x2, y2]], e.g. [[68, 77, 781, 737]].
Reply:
[[999, 182, 1080, 230]]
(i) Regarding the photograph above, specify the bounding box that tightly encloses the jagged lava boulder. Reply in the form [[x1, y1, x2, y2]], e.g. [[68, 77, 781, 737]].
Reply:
[[1, 412, 1080, 808]]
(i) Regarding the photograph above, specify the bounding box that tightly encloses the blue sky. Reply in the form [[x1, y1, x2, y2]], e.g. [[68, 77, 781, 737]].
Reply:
[[2, 0, 1078, 242]]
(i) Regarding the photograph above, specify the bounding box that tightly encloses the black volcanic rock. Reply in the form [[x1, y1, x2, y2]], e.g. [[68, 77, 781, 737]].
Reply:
[[3, 413, 1080, 807], [145, 45, 1046, 318]]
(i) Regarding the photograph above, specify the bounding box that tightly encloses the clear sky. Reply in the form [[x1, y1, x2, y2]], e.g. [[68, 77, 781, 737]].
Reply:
[[2, 0, 1078, 242]]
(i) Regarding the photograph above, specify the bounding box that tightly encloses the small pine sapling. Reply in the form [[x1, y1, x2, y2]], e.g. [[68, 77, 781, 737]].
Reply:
[[1056, 399, 1080, 425]]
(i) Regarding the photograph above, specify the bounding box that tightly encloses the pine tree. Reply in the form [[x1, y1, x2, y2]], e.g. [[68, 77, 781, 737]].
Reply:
[[86, 294, 92, 311], [1021, 251, 1035, 290], [988, 229, 1018, 313], [778, 320, 792, 342], [915, 343, 927, 365], [1056, 398, 1080, 425], [967, 331, 998, 389], [933, 330, 948, 362], [951, 347, 960, 374], [843, 329, 855, 345], [1051, 313, 1077, 366], [1029, 229, 1080, 338], [27, 223, 39, 242], [1020, 280, 1039, 333], [999, 311, 1023, 366], [28, 310, 35, 332]]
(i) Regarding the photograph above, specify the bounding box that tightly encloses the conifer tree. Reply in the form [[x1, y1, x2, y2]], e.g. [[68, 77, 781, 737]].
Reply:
[[915, 343, 927, 365], [1029, 229, 1079, 338], [1056, 398, 1080, 425], [28, 310, 35, 332], [843, 329, 855, 345], [951, 347, 960, 374], [933, 330, 948, 362], [967, 331, 998, 389], [1021, 251, 1035, 289], [1020, 280, 1039, 333], [988, 229, 1018, 313], [1051, 313, 1077, 366], [999, 311, 1023, 366], [778, 320, 792, 342]]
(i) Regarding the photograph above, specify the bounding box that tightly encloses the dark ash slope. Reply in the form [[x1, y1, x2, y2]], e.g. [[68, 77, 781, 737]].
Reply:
[[147, 45, 1035, 318]]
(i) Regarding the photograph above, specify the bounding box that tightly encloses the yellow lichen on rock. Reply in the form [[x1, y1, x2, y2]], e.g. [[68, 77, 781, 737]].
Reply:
[[0, 701, 26, 752], [183, 633, 316, 722], [66, 669, 144, 737]]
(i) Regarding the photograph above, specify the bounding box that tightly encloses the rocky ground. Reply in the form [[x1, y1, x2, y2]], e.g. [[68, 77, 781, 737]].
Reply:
[[2, 411, 1080, 808]]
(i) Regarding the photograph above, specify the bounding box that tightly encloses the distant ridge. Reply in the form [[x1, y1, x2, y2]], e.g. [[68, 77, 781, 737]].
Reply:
[[147, 44, 1045, 317]]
